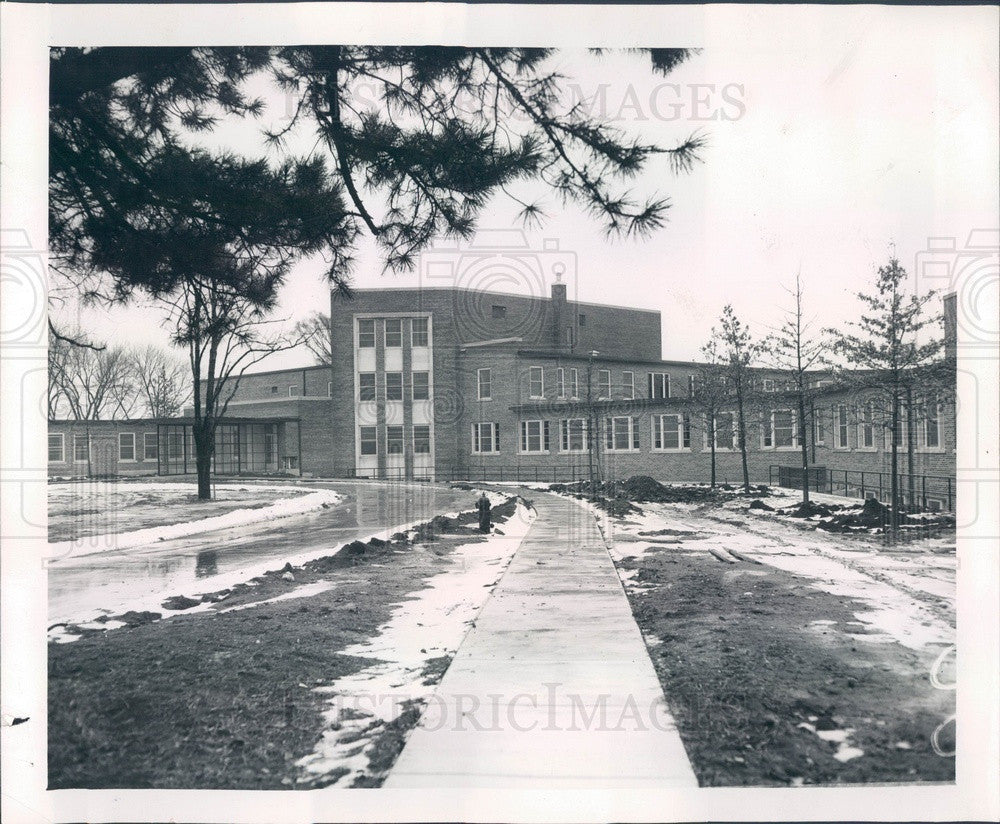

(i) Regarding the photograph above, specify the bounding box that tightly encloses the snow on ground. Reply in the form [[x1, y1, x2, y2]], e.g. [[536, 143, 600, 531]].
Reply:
[[47, 483, 342, 558], [604, 497, 955, 653], [295, 501, 536, 788]]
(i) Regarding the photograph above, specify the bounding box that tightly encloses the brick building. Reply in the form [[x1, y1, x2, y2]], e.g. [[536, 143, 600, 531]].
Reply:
[[48, 281, 956, 509]]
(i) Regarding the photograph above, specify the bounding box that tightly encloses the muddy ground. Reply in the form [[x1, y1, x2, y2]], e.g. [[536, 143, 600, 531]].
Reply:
[[48, 500, 518, 789], [617, 539, 955, 786]]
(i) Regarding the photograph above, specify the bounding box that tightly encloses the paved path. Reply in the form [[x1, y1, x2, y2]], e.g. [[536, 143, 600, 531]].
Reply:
[[385, 492, 697, 789]]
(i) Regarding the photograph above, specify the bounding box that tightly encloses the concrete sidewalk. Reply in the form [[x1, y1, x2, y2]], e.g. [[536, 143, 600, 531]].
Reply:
[[384, 492, 698, 789]]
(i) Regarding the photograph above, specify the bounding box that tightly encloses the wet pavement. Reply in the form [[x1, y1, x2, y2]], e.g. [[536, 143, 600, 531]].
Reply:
[[47, 480, 473, 624]]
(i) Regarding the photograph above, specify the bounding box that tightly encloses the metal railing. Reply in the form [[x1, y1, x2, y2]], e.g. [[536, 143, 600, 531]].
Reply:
[[770, 465, 954, 512]]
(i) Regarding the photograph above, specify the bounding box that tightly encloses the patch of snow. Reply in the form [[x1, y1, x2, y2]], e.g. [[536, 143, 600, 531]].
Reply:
[[219, 581, 336, 613], [797, 722, 865, 763], [49, 486, 343, 558], [295, 502, 536, 787]]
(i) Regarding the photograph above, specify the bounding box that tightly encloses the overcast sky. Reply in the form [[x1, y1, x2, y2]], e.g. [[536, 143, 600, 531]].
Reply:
[[64, 8, 999, 369]]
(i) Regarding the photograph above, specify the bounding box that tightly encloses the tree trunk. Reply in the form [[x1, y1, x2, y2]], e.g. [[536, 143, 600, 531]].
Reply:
[[797, 390, 810, 503], [906, 385, 916, 510], [193, 422, 215, 500], [889, 393, 900, 539], [709, 414, 717, 488], [736, 396, 750, 492]]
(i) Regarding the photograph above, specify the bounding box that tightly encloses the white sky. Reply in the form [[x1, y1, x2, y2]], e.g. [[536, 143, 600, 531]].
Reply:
[[64, 8, 1000, 369]]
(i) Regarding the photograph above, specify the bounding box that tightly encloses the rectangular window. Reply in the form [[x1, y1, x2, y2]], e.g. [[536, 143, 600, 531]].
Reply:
[[557, 367, 565, 399], [384, 318, 403, 348], [358, 318, 376, 348], [762, 411, 773, 448], [605, 416, 639, 451], [598, 369, 611, 400], [288, 385, 300, 397], [328, 382, 333, 397], [385, 372, 403, 401], [48, 433, 64, 463], [520, 420, 550, 453], [711, 412, 735, 450], [477, 368, 492, 401], [413, 424, 431, 454], [569, 368, 579, 398], [166, 430, 183, 459], [762, 379, 775, 393], [119, 432, 136, 461], [836, 404, 849, 449], [688, 374, 697, 396], [529, 366, 544, 398], [560, 418, 587, 453], [652, 414, 686, 451], [386, 425, 404, 454], [924, 399, 941, 448], [622, 371, 635, 400], [359, 425, 377, 456], [892, 411, 908, 448], [648, 372, 669, 399], [359, 372, 376, 402], [144, 433, 158, 460], [472, 422, 500, 454], [412, 371, 430, 401], [814, 408, 825, 445], [491, 305, 506, 319], [578, 313, 586, 326], [773, 410, 796, 448], [411, 317, 429, 347], [860, 401, 876, 449], [73, 434, 89, 462]]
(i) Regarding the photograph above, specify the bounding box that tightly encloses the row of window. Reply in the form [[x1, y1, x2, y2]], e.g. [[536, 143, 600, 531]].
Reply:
[[357, 317, 430, 349], [824, 402, 943, 451], [472, 415, 690, 455], [268, 383, 333, 397], [48, 432, 158, 463], [475, 367, 698, 402], [358, 371, 430, 402], [358, 424, 432, 456]]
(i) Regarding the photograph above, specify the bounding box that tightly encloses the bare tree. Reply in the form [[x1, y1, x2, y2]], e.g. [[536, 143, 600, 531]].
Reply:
[[167, 276, 307, 499], [693, 338, 729, 488], [293, 312, 333, 365], [764, 272, 826, 503], [711, 305, 762, 492], [129, 344, 192, 417], [48, 329, 138, 420]]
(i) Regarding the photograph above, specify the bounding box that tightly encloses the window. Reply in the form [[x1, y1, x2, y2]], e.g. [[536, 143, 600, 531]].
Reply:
[[813, 408, 825, 445], [477, 368, 492, 400], [358, 318, 376, 348], [622, 371, 635, 400], [491, 304, 507, 319], [386, 425, 404, 454], [578, 313, 587, 326], [597, 369, 611, 400], [385, 372, 403, 401], [328, 382, 333, 398], [119, 432, 136, 461], [688, 375, 697, 397], [605, 416, 640, 451], [73, 434, 90, 462], [835, 404, 849, 449], [412, 371, 430, 401], [520, 420, 550, 453], [529, 366, 544, 398], [288, 385, 300, 397], [924, 398, 941, 448], [569, 368, 579, 398], [648, 372, 670, 399], [384, 318, 403, 348], [48, 433, 64, 462], [892, 409, 908, 448], [359, 426, 377, 456], [359, 372, 376, 402], [560, 418, 588, 453], [271, 385, 278, 394], [710, 412, 735, 450], [411, 317, 429, 347], [772, 410, 796, 448], [762, 379, 776, 393], [557, 368, 565, 398], [472, 422, 500, 454], [653, 414, 689, 451], [167, 430, 183, 459], [144, 433, 158, 460], [859, 401, 877, 449], [413, 424, 431, 454]]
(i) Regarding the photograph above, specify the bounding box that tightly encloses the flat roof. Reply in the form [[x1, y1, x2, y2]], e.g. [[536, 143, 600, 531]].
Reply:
[[49, 416, 300, 426]]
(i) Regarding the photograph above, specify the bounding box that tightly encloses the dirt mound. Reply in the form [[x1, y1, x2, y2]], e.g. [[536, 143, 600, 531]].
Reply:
[[748, 499, 775, 512]]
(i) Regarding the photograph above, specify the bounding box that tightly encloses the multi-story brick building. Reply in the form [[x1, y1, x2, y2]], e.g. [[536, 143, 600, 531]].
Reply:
[[48, 280, 956, 509]]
